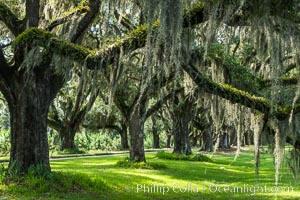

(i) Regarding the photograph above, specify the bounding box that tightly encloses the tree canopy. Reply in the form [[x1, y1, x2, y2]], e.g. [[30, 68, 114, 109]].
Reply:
[[0, 0, 300, 185]]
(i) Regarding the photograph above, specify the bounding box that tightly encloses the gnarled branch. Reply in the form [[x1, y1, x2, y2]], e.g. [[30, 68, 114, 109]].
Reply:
[[12, 2, 205, 69], [46, 6, 89, 31], [0, 2, 24, 36], [71, 0, 101, 43], [182, 61, 299, 120], [145, 88, 183, 119]]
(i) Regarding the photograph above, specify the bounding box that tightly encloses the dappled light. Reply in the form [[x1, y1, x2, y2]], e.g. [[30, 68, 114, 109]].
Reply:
[[0, 0, 300, 199]]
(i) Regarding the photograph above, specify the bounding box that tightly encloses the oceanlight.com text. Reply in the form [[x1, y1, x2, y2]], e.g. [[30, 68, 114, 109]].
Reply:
[[128, 183, 294, 195]]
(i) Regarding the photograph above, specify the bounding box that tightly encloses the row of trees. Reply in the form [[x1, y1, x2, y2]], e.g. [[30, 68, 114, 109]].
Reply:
[[0, 0, 299, 182]]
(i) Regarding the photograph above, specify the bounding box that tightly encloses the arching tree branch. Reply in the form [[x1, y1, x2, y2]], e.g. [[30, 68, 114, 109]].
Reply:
[[71, 0, 101, 43], [0, 2, 24, 36], [13, 3, 205, 69], [46, 6, 89, 31], [182, 61, 299, 120], [145, 88, 184, 119]]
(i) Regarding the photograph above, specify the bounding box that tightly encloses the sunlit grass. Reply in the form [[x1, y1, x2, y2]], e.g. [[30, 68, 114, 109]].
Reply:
[[0, 149, 299, 199]]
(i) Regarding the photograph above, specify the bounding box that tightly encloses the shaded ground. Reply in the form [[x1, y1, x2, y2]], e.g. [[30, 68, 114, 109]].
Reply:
[[0, 148, 299, 199]]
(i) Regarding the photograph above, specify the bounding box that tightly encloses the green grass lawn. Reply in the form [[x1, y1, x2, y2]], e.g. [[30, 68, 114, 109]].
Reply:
[[0, 149, 299, 200]]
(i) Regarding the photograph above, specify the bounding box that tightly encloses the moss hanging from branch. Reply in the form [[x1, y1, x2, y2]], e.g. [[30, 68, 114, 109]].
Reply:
[[13, 28, 300, 123], [183, 60, 300, 120], [269, 118, 289, 186], [251, 113, 265, 179], [11, 1, 205, 69]]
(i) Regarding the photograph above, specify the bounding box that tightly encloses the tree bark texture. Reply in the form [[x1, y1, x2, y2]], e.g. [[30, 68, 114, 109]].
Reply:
[[151, 116, 160, 148], [172, 96, 193, 155], [120, 123, 129, 149], [129, 100, 147, 162], [8, 70, 63, 173]]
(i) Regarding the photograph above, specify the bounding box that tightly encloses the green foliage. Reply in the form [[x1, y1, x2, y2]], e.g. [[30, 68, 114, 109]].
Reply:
[[75, 131, 122, 151], [116, 157, 167, 170], [12, 28, 98, 68], [156, 151, 213, 162], [47, 129, 122, 154], [28, 164, 53, 179], [12, 28, 54, 48], [207, 43, 264, 94], [0, 163, 5, 183], [0, 129, 10, 156], [6, 160, 21, 178]]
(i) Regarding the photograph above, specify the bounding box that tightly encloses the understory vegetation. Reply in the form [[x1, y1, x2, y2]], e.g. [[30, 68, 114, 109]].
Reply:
[[156, 151, 213, 162]]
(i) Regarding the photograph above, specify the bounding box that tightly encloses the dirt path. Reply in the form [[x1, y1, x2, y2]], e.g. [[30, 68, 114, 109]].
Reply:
[[0, 149, 164, 164]]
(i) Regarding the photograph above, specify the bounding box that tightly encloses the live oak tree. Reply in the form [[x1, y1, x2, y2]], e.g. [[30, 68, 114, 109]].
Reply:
[[1, 0, 300, 182], [48, 69, 100, 151], [0, 0, 204, 172], [0, 0, 102, 173]]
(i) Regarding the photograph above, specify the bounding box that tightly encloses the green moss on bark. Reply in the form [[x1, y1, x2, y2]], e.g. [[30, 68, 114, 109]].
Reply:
[[13, 28, 99, 68]]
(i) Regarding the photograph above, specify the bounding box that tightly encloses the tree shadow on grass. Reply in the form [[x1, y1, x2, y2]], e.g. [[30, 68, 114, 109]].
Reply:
[[0, 171, 112, 200], [47, 154, 298, 200]]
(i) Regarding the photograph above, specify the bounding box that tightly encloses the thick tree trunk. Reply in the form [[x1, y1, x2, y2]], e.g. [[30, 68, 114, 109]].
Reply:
[[153, 131, 160, 148], [129, 101, 146, 162], [151, 116, 160, 148], [173, 127, 187, 154], [120, 123, 129, 150], [8, 71, 63, 173], [172, 97, 193, 155], [243, 131, 250, 146], [165, 134, 171, 148], [59, 126, 77, 151], [219, 131, 230, 149], [200, 127, 213, 152]]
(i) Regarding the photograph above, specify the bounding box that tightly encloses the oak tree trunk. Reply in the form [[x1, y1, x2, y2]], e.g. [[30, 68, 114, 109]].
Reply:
[[200, 127, 213, 152], [219, 131, 230, 149], [8, 70, 63, 173], [120, 123, 129, 150], [59, 126, 77, 151], [129, 101, 146, 162], [151, 116, 160, 148], [172, 97, 193, 155], [165, 134, 171, 148]]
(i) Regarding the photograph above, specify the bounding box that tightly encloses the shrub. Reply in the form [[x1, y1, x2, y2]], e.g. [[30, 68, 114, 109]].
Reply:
[[156, 151, 213, 162], [116, 157, 167, 170], [0, 163, 5, 183]]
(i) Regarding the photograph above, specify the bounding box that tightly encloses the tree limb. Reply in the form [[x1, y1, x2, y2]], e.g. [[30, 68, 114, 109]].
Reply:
[[46, 6, 89, 31], [70, 0, 101, 43], [145, 88, 183, 119], [25, 0, 40, 27], [13, 3, 205, 69], [263, 76, 298, 87], [182, 61, 299, 120], [0, 47, 13, 95], [0, 2, 24, 36], [113, 91, 131, 118], [47, 118, 62, 132]]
